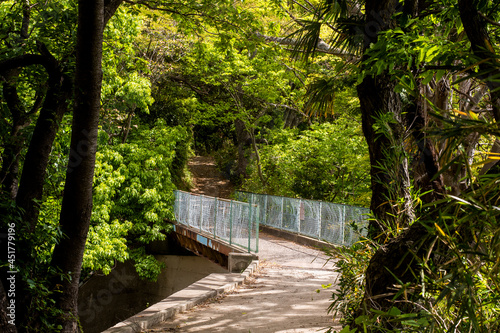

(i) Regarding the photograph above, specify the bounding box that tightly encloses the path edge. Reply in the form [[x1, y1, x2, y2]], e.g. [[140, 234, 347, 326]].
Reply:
[[102, 260, 259, 333]]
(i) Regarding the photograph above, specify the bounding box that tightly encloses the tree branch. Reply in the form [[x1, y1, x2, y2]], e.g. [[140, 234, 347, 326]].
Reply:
[[256, 33, 357, 59], [478, 11, 500, 28], [104, 0, 124, 27], [0, 54, 49, 75]]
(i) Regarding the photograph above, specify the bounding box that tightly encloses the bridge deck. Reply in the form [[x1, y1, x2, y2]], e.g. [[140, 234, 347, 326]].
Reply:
[[145, 231, 341, 332]]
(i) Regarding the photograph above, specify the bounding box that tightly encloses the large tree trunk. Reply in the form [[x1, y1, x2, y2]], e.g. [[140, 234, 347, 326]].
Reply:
[[406, 85, 446, 201], [0, 2, 36, 198], [50, 1, 105, 330], [0, 49, 70, 333], [353, 0, 432, 327], [357, 0, 414, 238], [357, 75, 414, 237], [458, 0, 500, 122], [353, 1, 500, 328], [10, 57, 71, 330], [15, 68, 72, 233]]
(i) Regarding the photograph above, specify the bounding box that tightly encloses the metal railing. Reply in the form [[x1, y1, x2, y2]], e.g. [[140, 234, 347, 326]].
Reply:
[[174, 190, 259, 253], [235, 191, 369, 246]]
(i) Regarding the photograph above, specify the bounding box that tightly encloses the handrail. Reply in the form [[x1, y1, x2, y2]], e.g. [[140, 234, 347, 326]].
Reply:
[[173, 190, 259, 253], [235, 191, 369, 246]]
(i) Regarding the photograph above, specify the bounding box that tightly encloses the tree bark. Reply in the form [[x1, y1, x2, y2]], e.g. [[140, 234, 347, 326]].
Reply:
[[121, 110, 134, 143], [0, 38, 71, 333], [15, 65, 72, 234], [49, 1, 123, 330], [406, 85, 446, 202], [49, 1, 105, 331], [0, 73, 33, 199], [0, 282, 16, 333], [249, 129, 267, 187], [458, 0, 500, 122], [352, 0, 423, 327], [357, 0, 414, 237], [358, 75, 414, 236]]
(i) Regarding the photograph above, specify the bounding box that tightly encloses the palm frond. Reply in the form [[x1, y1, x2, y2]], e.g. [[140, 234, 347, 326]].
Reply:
[[286, 0, 365, 60], [287, 19, 323, 60], [303, 76, 336, 117]]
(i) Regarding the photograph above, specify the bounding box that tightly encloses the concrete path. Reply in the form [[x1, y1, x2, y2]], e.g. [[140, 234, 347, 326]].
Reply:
[[145, 233, 341, 332]]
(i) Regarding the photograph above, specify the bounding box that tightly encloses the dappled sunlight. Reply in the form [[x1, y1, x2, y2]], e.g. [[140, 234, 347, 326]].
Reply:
[[147, 233, 339, 332]]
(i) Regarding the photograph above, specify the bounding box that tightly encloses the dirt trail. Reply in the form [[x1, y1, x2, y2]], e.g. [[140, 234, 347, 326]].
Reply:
[[148, 156, 341, 332], [187, 156, 233, 199]]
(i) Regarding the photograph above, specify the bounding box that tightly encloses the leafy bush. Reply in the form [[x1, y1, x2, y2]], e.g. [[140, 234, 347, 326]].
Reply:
[[242, 119, 371, 206], [326, 238, 376, 328], [85, 121, 190, 280], [327, 171, 500, 333]]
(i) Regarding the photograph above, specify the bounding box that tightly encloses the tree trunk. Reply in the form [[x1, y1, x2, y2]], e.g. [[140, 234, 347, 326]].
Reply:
[[249, 129, 267, 187], [458, 0, 500, 122], [121, 110, 134, 143], [0, 75, 32, 199], [361, 221, 430, 320], [0, 282, 16, 333], [357, 75, 414, 237], [356, 0, 415, 238], [234, 118, 252, 182], [50, 1, 105, 330], [0, 51, 70, 331], [406, 85, 446, 202], [352, 0, 422, 327], [15, 70, 72, 233]]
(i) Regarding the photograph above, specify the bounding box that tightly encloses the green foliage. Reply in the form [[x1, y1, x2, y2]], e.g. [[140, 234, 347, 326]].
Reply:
[[0, 196, 67, 331], [83, 220, 131, 275], [23, 268, 67, 332], [326, 239, 376, 329], [243, 118, 371, 206], [101, 8, 154, 140], [329, 173, 500, 333], [129, 248, 165, 281], [88, 121, 189, 279]]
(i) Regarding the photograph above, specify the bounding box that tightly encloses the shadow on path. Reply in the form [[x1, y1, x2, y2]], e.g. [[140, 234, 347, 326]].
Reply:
[[146, 233, 341, 333]]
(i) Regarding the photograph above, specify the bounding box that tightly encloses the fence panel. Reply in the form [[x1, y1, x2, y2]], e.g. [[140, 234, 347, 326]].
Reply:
[[282, 197, 300, 233], [300, 199, 321, 239], [235, 191, 369, 246], [174, 191, 259, 252], [265, 196, 283, 229], [321, 202, 344, 245]]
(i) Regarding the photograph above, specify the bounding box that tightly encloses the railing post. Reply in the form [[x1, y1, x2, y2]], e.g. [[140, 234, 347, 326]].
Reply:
[[173, 190, 177, 221], [248, 195, 253, 253], [199, 195, 204, 232], [186, 192, 191, 227], [341, 205, 346, 245], [280, 196, 284, 229], [318, 201, 322, 240], [263, 194, 268, 226], [213, 197, 218, 239], [255, 206, 259, 253], [229, 199, 233, 245], [297, 199, 301, 234]]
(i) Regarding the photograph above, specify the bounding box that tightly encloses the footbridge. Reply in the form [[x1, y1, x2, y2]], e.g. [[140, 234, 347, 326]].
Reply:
[[171, 190, 260, 272], [104, 191, 369, 333], [171, 190, 369, 272]]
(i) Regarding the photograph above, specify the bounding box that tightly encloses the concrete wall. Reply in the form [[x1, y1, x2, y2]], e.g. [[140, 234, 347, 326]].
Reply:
[[78, 255, 227, 333]]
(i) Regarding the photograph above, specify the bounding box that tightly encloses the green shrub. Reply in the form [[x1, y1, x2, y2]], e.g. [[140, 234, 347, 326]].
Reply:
[[243, 119, 371, 206]]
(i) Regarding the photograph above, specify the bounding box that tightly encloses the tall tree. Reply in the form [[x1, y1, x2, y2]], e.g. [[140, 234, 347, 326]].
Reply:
[[49, 1, 122, 330], [48, 0, 105, 329], [287, 0, 500, 330]]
